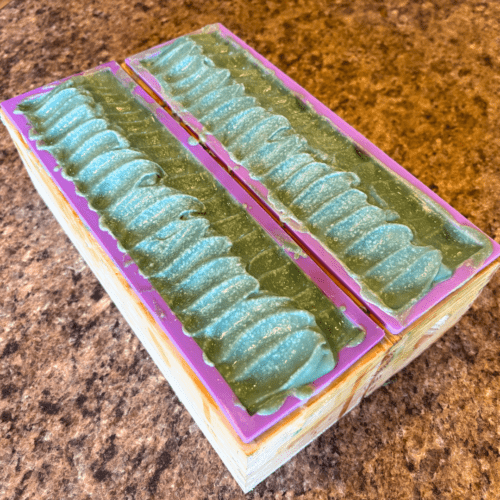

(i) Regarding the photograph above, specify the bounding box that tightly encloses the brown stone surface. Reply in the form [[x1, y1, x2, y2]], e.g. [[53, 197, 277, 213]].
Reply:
[[1, 0, 499, 498]]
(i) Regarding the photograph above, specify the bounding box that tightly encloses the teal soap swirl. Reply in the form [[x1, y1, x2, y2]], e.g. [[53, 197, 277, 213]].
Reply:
[[142, 30, 492, 313], [16, 69, 365, 415]]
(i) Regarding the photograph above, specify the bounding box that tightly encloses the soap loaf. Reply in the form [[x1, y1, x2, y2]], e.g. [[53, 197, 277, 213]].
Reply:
[[128, 24, 495, 331], [15, 67, 369, 416]]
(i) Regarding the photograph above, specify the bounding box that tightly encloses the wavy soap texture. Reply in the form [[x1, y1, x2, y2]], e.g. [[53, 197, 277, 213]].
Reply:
[[143, 30, 492, 313], [16, 69, 366, 415]]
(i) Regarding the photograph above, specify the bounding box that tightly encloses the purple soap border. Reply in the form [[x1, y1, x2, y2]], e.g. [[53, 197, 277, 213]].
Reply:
[[1, 62, 384, 443], [125, 24, 500, 335]]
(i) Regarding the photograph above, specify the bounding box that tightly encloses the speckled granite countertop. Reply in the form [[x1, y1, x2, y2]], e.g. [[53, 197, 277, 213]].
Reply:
[[1, 1, 500, 499]]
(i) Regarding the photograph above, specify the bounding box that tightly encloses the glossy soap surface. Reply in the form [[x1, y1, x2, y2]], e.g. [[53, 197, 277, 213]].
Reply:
[[142, 28, 492, 313], [16, 69, 365, 415]]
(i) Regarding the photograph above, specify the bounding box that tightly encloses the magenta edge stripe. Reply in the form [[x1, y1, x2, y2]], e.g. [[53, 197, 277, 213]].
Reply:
[[1, 63, 384, 443], [124, 24, 500, 334]]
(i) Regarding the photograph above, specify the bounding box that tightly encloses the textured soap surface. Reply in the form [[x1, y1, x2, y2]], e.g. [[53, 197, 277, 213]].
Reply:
[[15, 68, 366, 415], [142, 29, 492, 313]]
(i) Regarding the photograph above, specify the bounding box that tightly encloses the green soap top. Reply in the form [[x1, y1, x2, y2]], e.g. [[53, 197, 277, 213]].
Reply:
[[16, 69, 364, 415], [142, 30, 492, 313]]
